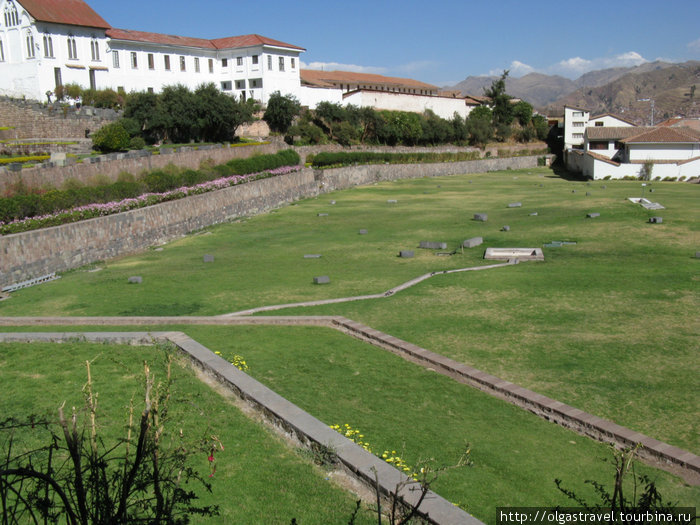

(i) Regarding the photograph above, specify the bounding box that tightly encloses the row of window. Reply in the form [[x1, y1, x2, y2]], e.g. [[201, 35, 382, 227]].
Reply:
[[113, 51, 294, 73]]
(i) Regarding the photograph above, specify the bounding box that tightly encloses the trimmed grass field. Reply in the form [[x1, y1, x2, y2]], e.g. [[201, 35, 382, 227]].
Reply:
[[1, 167, 698, 520]]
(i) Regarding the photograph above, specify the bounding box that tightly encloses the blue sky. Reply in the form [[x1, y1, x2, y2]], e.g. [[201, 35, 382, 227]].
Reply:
[[90, 0, 700, 88]]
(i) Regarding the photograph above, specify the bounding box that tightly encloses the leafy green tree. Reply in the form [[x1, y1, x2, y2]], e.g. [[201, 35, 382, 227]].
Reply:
[[159, 84, 197, 143], [123, 91, 166, 144], [451, 113, 468, 143], [420, 110, 453, 145], [263, 91, 301, 134], [512, 100, 533, 127], [193, 83, 256, 142], [484, 70, 513, 126], [532, 114, 550, 141], [466, 106, 493, 147]]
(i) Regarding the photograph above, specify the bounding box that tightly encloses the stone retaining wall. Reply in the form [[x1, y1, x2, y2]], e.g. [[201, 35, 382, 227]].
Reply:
[[0, 142, 281, 193], [0, 97, 117, 140], [0, 155, 549, 287]]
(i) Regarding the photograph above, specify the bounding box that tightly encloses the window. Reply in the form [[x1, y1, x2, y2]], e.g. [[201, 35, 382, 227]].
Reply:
[[235, 80, 244, 89], [0, 40, 5, 62], [572, 111, 584, 117], [4, 2, 19, 27], [252, 55, 258, 65], [614, 141, 625, 150], [236, 56, 243, 66], [194, 57, 200, 72], [147, 87, 154, 94], [147, 53, 154, 69], [26, 31, 35, 58], [220, 81, 232, 91], [589, 141, 608, 150], [164, 55, 170, 70], [221, 58, 228, 67], [595, 121, 604, 127], [573, 133, 583, 139], [67, 37, 77, 60], [180, 56, 186, 71], [291, 57, 295, 69], [112, 50, 120, 68], [131, 51, 137, 69], [572, 122, 584, 127], [43, 35, 54, 58], [278, 57, 284, 71], [208, 58, 213, 73], [250, 79, 258, 88], [91, 39, 100, 61], [267, 55, 272, 70]]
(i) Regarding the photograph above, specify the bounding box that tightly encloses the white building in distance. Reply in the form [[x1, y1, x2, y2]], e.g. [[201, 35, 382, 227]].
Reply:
[[300, 69, 479, 120], [0, 0, 304, 104]]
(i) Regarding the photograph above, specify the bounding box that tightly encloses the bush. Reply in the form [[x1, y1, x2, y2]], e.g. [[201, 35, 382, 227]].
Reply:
[[129, 136, 146, 150], [92, 122, 130, 153]]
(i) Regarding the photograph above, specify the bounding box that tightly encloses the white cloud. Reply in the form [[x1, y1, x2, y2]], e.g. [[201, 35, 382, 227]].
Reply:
[[509, 60, 535, 77], [551, 52, 648, 78], [688, 38, 700, 53], [395, 60, 437, 74], [300, 61, 387, 74]]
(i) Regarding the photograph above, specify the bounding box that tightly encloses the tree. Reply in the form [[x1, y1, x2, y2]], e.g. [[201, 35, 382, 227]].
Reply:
[[193, 83, 256, 142], [466, 106, 494, 147], [91, 121, 130, 153], [512, 100, 533, 127], [123, 91, 167, 144], [159, 84, 197, 143], [484, 70, 513, 126], [532, 114, 550, 141], [263, 91, 301, 134]]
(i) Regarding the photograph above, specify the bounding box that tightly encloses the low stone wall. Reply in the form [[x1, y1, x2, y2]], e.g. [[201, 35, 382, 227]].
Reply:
[[0, 155, 549, 287], [316, 155, 546, 192], [1, 169, 318, 287], [0, 142, 280, 192]]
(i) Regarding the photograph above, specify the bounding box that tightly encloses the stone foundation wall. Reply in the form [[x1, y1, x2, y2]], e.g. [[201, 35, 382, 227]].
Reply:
[[0, 98, 117, 140], [0, 142, 281, 192], [0, 155, 549, 287]]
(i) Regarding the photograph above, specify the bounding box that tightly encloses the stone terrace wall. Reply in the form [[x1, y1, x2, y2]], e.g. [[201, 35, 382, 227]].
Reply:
[[316, 155, 547, 192], [1, 169, 318, 287], [0, 98, 117, 140], [0, 155, 548, 287], [0, 142, 280, 192]]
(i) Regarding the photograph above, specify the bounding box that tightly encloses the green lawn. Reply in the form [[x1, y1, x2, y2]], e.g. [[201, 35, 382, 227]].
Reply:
[[0, 340, 376, 524], [1, 167, 698, 520]]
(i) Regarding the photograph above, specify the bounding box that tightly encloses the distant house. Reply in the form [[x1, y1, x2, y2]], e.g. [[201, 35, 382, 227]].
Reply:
[[579, 126, 700, 179], [300, 69, 479, 119], [563, 105, 635, 150], [0, 0, 304, 104]]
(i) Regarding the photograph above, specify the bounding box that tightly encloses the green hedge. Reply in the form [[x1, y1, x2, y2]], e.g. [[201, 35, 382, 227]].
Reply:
[[0, 150, 300, 224], [310, 150, 480, 168]]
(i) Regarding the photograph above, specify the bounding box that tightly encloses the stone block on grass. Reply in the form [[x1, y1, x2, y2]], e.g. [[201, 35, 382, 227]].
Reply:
[[203, 254, 214, 263], [419, 241, 447, 250], [313, 276, 330, 285], [359, 229, 368, 235], [649, 217, 663, 224], [304, 254, 322, 259], [508, 202, 522, 208], [399, 250, 414, 258], [587, 212, 600, 218], [462, 237, 483, 248], [473, 213, 487, 222], [502, 225, 510, 232], [128, 276, 142, 284]]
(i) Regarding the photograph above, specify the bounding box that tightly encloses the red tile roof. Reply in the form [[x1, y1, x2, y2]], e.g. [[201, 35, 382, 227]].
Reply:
[[20, 0, 110, 29], [621, 127, 700, 144], [106, 29, 303, 52], [106, 28, 216, 49], [211, 34, 305, 51], [301, 70, 437, 91]]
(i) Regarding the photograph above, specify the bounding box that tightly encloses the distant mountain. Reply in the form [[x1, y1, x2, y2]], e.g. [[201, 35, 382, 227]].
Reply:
[[546, 61, 700, 124], [448, 73, 574, 107], [446, 61, 700, 122]]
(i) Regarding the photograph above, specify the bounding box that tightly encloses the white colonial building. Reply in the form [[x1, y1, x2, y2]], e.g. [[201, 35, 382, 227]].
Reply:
[[563, 105, 636, 150], [300, 69, 479, 120], [0, 0, 304, 104]]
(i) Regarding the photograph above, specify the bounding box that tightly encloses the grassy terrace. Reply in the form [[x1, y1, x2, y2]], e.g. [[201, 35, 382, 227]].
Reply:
[[1, 167, 698, 520]]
